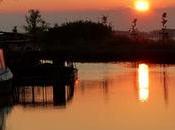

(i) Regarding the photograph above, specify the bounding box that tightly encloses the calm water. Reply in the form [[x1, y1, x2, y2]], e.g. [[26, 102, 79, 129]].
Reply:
[[2, 62, 175, 130]]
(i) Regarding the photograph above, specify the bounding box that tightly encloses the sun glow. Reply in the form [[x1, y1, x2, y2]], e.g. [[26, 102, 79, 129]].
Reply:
[[134, 0, 150, 12], [138, 64, 149, 102]]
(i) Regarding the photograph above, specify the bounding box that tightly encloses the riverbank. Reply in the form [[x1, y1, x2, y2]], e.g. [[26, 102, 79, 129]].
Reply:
[[6, 48, 175, 65], [2, 20, 175, 64]]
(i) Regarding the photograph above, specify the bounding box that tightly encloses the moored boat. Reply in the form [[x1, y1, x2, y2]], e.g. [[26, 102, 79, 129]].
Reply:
[[0, 49, 13, 82]]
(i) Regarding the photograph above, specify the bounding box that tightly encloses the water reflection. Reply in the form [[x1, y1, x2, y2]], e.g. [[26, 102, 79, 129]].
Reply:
[[138, 64, 149, 102], [0, 106, 11, 130], [1, 63, 175, 130], [13, 81, 75, 107], [0, 84, 13, 130], [162, 64, 168, 104], [0, 77, 75, 130]]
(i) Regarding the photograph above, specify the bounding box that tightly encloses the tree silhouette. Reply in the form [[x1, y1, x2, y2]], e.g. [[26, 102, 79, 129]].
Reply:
[[161, 12, 169, 42], [101, 15, 108, 25], [162, 12, 167, 29], [24, 9, 49, 34], [12, 26, 18, 33], [48, 20, 112, 41], [129, 18, 138, 39]]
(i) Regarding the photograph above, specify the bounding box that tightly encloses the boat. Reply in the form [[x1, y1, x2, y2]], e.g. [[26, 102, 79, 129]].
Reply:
[[0, 67, 13, 81], [0, 49, 13, 83], [12, 59, 77, 85]]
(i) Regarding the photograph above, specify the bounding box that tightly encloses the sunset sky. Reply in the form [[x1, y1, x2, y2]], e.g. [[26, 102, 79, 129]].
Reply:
[[0, 0, 175, 31]]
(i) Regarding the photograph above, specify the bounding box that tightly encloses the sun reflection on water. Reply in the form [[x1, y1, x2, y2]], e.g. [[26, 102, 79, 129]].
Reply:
[[138, 64, 149, 102]]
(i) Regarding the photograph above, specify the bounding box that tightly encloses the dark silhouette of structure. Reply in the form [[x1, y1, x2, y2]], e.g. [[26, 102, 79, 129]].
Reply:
[[11, 61, 77, 107]]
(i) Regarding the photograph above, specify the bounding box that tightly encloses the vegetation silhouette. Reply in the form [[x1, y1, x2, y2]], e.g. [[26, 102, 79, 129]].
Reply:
[[24, 9, 49, 34], [12, 26, 18, 33], [41, 20, 113, 51], [2, 9, 175, 63]]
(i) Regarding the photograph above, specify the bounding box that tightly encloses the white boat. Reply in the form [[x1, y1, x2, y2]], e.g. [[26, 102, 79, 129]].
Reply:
[[0, 49, 13, 82], [0, 67, 13, 81]]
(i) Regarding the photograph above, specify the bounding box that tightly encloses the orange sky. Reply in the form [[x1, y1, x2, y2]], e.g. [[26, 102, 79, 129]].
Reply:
[[0, 0, 175, 31], [0, 0, 175, 12]]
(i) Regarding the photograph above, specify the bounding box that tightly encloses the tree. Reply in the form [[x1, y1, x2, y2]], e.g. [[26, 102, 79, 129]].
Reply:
[[101, 15, 108, 25], [12, 26, 18, 33], [24, 9, 49, 34]]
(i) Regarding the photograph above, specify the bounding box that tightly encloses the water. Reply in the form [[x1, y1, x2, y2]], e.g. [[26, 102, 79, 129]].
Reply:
[[2, 62, 175, 130]]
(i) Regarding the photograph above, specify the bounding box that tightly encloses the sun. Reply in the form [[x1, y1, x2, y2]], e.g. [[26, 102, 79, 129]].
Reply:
[[134, 0, 150, 12]]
